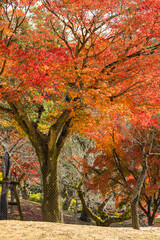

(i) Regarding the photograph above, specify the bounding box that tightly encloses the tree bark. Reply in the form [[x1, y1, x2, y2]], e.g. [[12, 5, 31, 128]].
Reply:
[[41, 156, 63, 222], [131, 157, 148, 229]]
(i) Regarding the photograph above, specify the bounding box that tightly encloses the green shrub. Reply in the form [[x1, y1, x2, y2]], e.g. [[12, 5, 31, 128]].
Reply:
[[29, 193, 42, 203]]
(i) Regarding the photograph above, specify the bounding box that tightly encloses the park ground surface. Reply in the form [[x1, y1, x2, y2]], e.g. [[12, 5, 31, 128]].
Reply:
[[2, 199, 160, 240], [0, 220, 160, 240]]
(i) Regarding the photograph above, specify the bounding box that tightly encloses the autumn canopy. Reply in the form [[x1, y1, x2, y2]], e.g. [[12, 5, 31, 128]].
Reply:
[[0, 0, 159, 229]]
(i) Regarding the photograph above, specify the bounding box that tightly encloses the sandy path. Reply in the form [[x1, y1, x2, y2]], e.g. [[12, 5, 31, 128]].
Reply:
[[0, 220, 159, 240]]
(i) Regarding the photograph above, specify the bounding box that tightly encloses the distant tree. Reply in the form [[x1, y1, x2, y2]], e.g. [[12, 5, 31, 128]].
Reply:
[[81, 121, 160, 229]]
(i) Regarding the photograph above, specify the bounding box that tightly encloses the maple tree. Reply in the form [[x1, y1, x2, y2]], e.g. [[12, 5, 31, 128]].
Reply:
[[60, 135, 131, 226], [0, 0, 160, 223], [78, 118, 160, 229], [139, 162, 160, 226], [111, 123, 160, 228]]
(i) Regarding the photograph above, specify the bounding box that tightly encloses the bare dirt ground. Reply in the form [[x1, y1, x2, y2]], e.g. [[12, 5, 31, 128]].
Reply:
[[0, 220, 160, 240], [3, 199, 160, 240]]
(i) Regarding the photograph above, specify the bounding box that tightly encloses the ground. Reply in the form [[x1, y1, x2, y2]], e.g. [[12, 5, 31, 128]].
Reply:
[[0, 220, 160, 240], [3, 199, 160, 240]]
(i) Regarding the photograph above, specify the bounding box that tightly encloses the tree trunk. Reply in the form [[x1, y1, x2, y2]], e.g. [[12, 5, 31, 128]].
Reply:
[[80, 207, 91, 222], [21, 181, 29, 200], [8, 101, 71, 223], [41, 155, 63, 222], [131, 158, 148, 229], [139, 190, 160, 226], [0, 178, 9, 220], [147, 205, 158, 226], [10, 185, 15, 213], [148, 216, 153, 226], [131, 195, 140, 229]]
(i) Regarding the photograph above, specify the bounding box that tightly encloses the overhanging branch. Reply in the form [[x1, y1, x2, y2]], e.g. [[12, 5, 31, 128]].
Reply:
[[102, 43, 160, 73], [0, 105, 12, 114]]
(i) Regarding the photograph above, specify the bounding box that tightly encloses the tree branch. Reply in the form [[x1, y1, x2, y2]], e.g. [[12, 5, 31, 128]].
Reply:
[[56, 118, 72, 156], [102, 43, 160, 73], [48, 109, 71, 154], [0, 104, 12, 114]]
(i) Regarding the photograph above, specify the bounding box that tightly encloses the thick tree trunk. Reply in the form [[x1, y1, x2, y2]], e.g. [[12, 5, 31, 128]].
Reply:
[[131, 158, 148, 229], [41, 156, 63, 222], [8, 101, 71, 223]]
